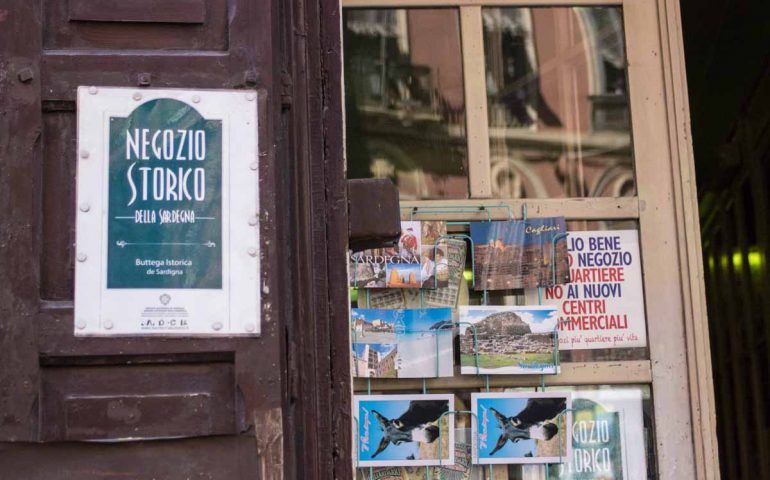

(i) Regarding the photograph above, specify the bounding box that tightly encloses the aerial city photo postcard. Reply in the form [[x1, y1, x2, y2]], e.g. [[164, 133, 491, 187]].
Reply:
[[459, 306, 559, 375], [355, 394, 455, 467], [472, 392, 571, 465], [351, 308, 454, 378], [470, 218, 570, 290]]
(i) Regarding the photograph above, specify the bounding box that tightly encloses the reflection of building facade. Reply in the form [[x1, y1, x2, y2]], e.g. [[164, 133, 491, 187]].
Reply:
[[485, 8, 633, 199], [344, 8, 634, 200]]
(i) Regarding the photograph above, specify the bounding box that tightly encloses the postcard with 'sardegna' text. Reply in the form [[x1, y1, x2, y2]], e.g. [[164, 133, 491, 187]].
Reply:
[[349, 221, 448, 289]]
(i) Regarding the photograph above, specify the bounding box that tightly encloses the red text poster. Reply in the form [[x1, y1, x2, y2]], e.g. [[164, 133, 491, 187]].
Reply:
[[539, 230, 647, 350]]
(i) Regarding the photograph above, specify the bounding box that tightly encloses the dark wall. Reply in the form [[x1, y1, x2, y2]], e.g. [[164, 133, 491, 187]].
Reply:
[[681, 1, 770, 478]]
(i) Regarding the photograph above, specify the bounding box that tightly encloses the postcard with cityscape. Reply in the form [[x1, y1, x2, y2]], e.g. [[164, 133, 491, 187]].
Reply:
[[472, 392, 571, 465], [351, 308, 454, 378], [470, 218, 569, 290], [355, 394, 454, 467], [459, 306, 559, 375], [349, 221, 448, 289]]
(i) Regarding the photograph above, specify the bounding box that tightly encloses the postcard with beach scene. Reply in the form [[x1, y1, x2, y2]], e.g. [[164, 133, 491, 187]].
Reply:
[[351, 308, 454, 378], [472, 392, 571, 464], [470, 218, 569, 290], [355, 394, 455, 467], [349, 221, 448, 289], [459, 306, 559, 375]]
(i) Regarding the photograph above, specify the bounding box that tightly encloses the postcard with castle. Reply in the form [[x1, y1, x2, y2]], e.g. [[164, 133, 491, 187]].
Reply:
[[351, 308, 454, 378], [458, 306, 559, 375], [355, 394, 455, 467], [472, 391, 571, 464], [349, 221, 448, 289], [470, 218, 570, 290]]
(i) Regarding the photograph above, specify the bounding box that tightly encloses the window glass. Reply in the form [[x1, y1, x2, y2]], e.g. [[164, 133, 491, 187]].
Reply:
[[466, 221, 647, 361], [353, 221, 648, 362], [355, 385, 657, 479], [484, 7, 634, 199], [344, 9, 469, 200]]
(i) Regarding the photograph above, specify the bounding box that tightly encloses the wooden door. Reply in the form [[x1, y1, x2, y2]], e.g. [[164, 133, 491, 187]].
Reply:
[[0, 0, 351, 478]]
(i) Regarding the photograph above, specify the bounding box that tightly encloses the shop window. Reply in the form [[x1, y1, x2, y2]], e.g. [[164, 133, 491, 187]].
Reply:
[[484, 7, 633, 199], [344, 6, 634, 200], [344, 9, 469, 200], [343, 2, 671, 479]]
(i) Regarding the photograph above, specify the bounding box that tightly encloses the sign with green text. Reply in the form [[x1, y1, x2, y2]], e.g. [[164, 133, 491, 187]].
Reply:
[[75, 87, 260, 336]]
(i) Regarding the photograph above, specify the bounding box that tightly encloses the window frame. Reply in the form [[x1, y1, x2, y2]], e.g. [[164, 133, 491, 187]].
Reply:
[[342, 1, 718, 478]]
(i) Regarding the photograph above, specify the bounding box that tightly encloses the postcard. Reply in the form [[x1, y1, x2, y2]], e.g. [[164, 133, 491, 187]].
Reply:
[[351, 308, 454, 378], [355, 394, 455, 467], [459, 306, 559, 375], [365, 239, 468, 309], [350, 221, 448, 289], [472, 392, 571, 464], [470, 218, 569, 290]]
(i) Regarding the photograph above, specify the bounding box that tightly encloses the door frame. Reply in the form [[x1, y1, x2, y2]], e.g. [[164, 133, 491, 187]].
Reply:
[[0, 0, 352, 478], [336, 0, 719, 478]]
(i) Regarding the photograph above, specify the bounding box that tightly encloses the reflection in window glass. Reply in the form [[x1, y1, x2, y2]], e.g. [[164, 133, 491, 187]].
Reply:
[[343, 9, 469, 200], [484, 7, 634, 199]]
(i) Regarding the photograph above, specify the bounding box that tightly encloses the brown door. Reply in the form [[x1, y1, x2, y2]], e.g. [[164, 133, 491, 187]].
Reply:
[[0, 0, 350, 478]]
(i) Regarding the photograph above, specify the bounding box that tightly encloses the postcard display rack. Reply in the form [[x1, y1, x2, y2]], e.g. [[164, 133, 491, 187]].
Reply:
[[352, 205, 579, 480]]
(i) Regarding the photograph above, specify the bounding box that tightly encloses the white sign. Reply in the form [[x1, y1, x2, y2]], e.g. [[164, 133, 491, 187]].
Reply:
[[535, 230, 647, 350], [74, 87, 260, 336]]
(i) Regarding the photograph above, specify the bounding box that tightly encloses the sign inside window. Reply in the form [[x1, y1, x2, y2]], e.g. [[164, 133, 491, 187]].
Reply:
[[531, 230, 647, 350]]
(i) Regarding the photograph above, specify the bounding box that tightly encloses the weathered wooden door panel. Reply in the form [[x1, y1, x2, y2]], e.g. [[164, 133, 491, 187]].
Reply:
[[1, 0, 350, 475], [0, 436, 261, 479], [40, 363, 236, 441], [45, 0, 228, 51], [2, 0, 283, 476]]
